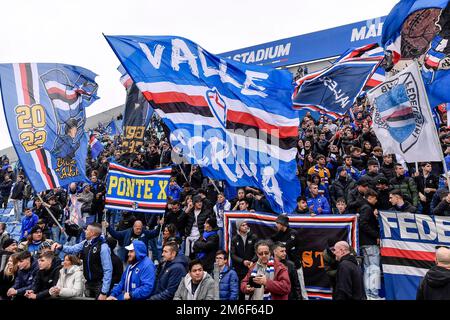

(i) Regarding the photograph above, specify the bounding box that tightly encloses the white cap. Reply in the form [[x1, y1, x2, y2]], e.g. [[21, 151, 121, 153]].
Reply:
[[125, 243, 134, 251]]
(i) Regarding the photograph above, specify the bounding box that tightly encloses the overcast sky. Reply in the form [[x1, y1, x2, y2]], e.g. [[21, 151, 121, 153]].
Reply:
[[0, 0, 398, 150]]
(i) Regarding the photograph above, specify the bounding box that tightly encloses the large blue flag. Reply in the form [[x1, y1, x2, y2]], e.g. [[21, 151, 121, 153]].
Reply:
[[0, 63, 99, 192], [293, 43, 383, 118], [381, 0, 450, 106], [105, 35, 300, 213]]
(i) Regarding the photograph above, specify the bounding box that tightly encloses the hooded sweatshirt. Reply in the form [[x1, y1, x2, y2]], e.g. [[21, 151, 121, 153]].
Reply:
[[417, 265, 450, 300], [173, 271, 217, 300], [110, 240, 156, 300]]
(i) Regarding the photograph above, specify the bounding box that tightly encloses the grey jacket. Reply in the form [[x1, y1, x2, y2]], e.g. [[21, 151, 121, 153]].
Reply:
[[173, 271, 218, 300], [77, 191, 94, 213]]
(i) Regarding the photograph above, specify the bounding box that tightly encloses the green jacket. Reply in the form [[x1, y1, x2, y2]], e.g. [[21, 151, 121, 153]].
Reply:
[[389, 175, 419, 206]]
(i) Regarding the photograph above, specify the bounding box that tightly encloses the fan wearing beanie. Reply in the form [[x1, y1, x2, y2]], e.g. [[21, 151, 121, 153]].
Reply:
[[18, 225, 55, 257]]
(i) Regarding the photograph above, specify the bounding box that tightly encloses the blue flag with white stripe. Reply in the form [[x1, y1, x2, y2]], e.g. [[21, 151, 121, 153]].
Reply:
[[293, 43, 383, 118]]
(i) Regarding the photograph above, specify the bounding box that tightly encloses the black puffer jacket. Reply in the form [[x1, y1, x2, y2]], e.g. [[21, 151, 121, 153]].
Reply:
[[334, 254, 364, 300], [185, 207, 212, 237], [347, 189, 365, 213], [330, 176, 356, 206], [417, 266, 450, 300], [230, 232, 258, 279], [193, 229, 220, 273], [359, 199, 379, 246], [271, 227, 301, 269], [32, 258, 62, 299], [433, 199, 450, 216]]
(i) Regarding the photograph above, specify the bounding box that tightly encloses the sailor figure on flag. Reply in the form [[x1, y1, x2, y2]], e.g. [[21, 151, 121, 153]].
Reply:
[[41, 68, 98, 159]]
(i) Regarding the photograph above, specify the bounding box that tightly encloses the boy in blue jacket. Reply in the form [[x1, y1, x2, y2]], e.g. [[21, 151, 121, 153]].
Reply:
[[306, 184, 331, 215], [20, 208, 39, 241], [167, 178, 182, 201], [107, 240, 155, 300]]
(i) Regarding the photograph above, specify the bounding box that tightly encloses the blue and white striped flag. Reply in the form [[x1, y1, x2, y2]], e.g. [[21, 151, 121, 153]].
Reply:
[[105, 35, 301, 213]]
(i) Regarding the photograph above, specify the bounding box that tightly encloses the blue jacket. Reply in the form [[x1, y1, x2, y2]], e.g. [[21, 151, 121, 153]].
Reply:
[[107, 225, 159, 253], [307, 194, 331, 215], [218, 265, 239, 300], [336, 165, 360, 181], [305, 184, 330, 203], [13, 257, 39, 296], [20, 213, 39, 239], [167, 184, 182, 201], [149, 254, 188, 300], [110, 240, 156, 300]]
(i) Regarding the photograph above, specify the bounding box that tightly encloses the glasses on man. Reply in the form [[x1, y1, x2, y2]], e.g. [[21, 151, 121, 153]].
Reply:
[[257, 251, 270, 256]]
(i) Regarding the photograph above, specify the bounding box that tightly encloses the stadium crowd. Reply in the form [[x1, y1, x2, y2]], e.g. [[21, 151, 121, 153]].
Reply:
[[1, 95, 450, 301]]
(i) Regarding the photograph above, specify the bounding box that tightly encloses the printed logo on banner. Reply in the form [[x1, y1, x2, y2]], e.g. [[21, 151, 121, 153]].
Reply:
[[373, 72, 424, 153]]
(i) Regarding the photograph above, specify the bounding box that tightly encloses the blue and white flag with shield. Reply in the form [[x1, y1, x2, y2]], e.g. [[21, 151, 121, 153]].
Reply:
[[368, 61, 442, 162]]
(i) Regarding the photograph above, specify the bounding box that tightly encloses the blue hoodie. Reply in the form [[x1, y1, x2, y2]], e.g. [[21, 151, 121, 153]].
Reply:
[[110, 240, 156, 300], [167, 183, 182, 201]]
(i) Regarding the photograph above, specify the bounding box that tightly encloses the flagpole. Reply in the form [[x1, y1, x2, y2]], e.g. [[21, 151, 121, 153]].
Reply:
[[157, 210, 166, 243], [413, 60, 450, 192], [209, 178, 221, 194], [38, 194, 68, 238], [178, 164, 189, 184]]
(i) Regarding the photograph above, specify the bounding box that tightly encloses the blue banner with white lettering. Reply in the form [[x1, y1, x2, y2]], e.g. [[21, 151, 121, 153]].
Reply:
[[219, 17, 386, 68], [0, 63, 99, 192], [105, 35, 301, 214], [105, 162, 171, 214], [380, 211, 450, 300]]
